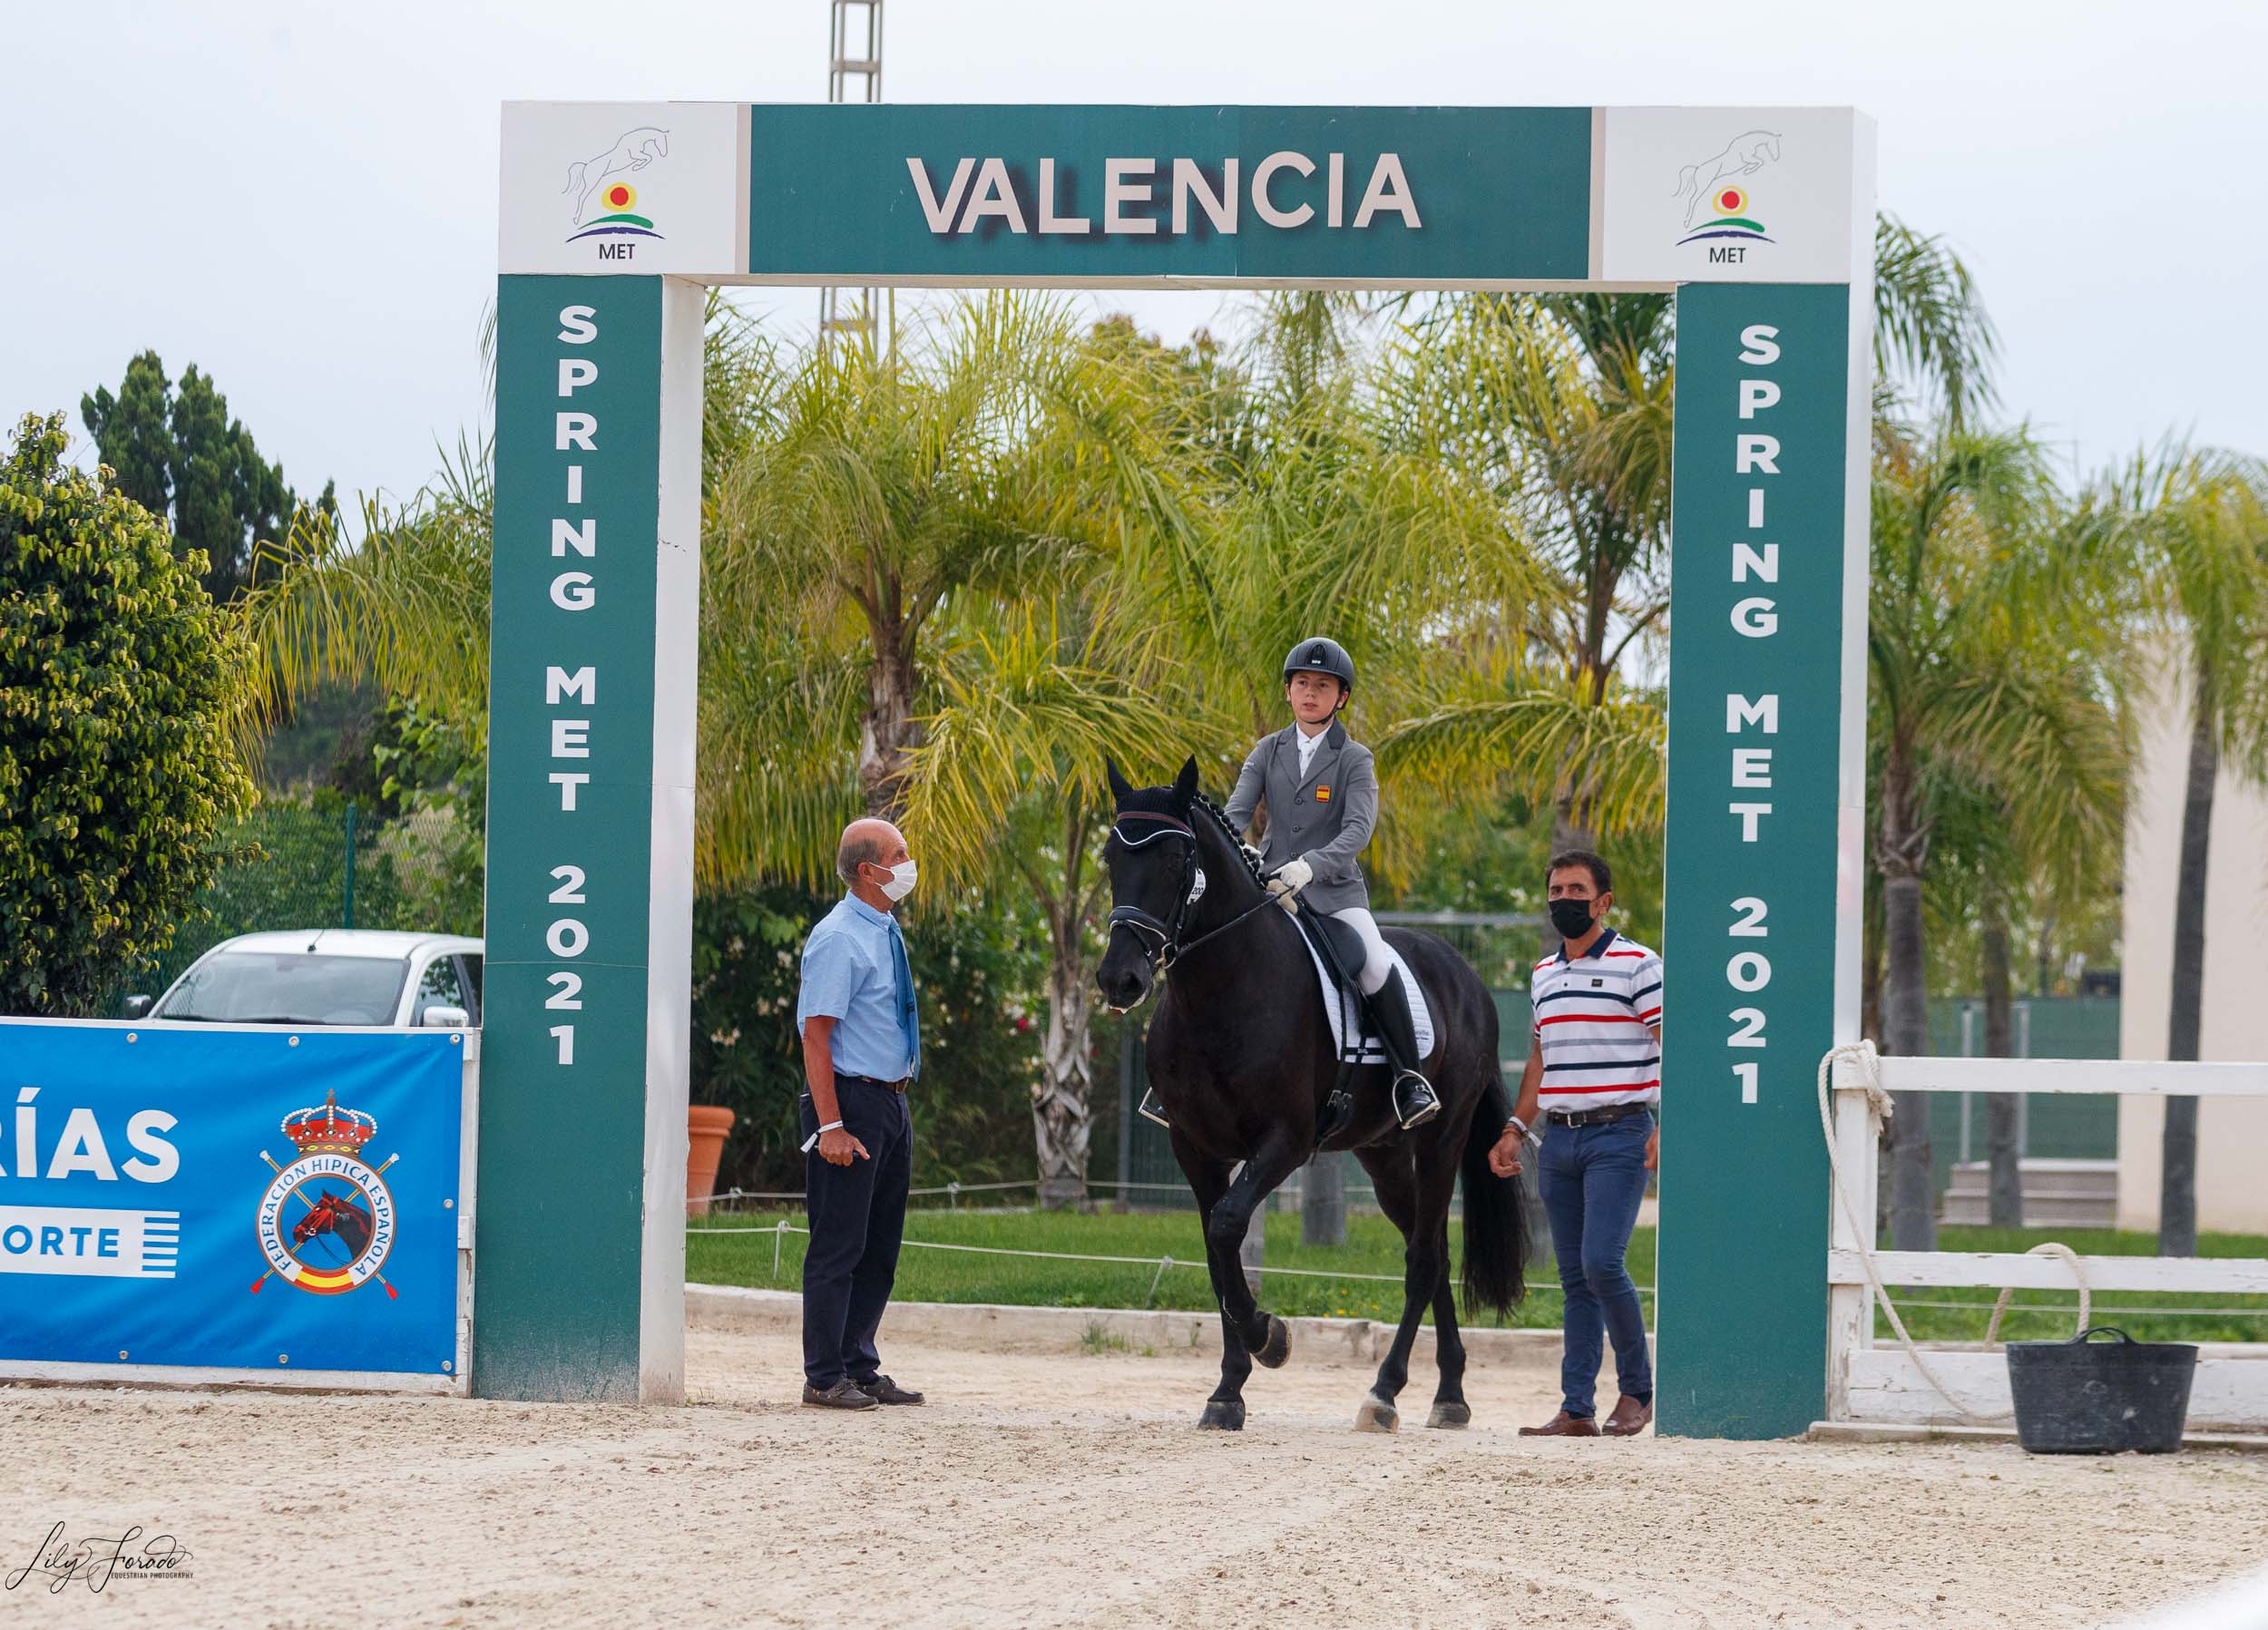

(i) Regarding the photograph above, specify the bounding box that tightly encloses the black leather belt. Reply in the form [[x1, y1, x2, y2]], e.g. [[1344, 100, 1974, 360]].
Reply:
[[836, 1072, 909, 1094], [1546, 1101, 1653, 1127]]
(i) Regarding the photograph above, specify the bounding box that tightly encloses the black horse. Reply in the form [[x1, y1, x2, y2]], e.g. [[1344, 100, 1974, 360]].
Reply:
[[1096, 757, 1529, 1431]]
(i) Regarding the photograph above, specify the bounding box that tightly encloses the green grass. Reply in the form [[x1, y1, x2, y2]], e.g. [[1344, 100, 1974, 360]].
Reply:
[[687, 1205, 2268, 1345]]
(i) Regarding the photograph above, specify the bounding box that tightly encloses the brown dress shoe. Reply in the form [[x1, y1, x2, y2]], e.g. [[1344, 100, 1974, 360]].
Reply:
[[1601, 1396, 1653, 1436], [853, 1374, 925, 1406], [802, 1379, 877, 1410], [1517, 1410, 1600, 1437]]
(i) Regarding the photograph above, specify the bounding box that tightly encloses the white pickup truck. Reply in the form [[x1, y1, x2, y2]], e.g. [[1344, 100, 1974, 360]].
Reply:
[[126, 930, 484, 1030]]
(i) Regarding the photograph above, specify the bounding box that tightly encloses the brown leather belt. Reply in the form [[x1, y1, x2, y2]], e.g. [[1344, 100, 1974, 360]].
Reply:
[[837, 1072, 909, 1094]]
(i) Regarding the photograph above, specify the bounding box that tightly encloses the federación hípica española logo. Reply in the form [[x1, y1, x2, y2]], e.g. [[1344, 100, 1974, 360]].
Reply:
[[251, 1090, 400, 1299]]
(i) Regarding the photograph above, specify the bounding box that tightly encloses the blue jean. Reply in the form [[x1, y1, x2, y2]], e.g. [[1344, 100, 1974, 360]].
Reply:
[[1539, 1110, 1655, 1417]]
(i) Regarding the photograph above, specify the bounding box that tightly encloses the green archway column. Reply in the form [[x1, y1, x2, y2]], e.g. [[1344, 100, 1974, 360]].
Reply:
[[474, 273, 704, 1401], [1655, 279, 1872, 1438]]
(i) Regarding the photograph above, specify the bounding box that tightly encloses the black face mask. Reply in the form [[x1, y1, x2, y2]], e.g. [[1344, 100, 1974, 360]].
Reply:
[[1549, 897, 1597, 940]]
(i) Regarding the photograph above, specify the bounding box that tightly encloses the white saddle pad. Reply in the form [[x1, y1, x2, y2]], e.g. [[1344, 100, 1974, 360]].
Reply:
[[1299, 933, 1435, 1063]]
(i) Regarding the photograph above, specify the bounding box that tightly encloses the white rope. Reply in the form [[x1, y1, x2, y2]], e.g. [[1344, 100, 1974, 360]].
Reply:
[[1984, 1243, 2091, 1348], [1818, 1041, 2094, 1425], [1819, 1040, 1972, 1414]]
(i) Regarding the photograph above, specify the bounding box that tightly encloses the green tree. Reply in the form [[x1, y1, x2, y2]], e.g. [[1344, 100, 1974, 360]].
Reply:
[[80, 350, 173, 520], [172, 365, 302, 602], [0, 414, 258, 1014], [80, 355, 313, 602]]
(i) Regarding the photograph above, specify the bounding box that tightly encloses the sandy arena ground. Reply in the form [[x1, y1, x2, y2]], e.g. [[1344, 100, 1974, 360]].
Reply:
[[5, 1311, 2265, 1628]]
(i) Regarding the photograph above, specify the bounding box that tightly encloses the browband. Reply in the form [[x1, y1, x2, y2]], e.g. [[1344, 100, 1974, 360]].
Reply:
[[1110, 809, 1196, 846]]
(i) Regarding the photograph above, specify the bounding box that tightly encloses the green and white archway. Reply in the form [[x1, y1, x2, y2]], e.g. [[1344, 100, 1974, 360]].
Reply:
[[482, 102, 1875, 1438]]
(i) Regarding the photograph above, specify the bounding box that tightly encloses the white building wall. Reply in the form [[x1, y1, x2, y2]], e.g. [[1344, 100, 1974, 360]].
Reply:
[[2117, 661, 2268, 1235]]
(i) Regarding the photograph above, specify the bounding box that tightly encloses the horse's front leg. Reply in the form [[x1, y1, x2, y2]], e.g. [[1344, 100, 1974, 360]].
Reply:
[[1179, 1157, 1253, 1430], [1202, 1132, 1305, 1374]]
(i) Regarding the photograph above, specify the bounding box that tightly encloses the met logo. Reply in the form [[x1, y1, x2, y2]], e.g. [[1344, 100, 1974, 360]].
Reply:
[[905, 151, 1422, 239]]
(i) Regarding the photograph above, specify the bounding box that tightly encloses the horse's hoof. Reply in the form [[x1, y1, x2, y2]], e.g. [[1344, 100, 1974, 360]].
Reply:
[[1354, 1392, 1400, 1433], [1427, 1400, 1471, 1430], [1198, 1400, 1246, 1432], [1253, 1315, 1291, 1370]]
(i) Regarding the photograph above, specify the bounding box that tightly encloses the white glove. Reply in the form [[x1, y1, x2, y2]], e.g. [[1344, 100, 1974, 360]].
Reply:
[[1266, 857, 1314, 913]]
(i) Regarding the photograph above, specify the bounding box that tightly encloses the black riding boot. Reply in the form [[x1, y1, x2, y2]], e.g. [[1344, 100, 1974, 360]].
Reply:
[[1366, 968, 1441, 1130], [1138, 1087, 1169, 1128]]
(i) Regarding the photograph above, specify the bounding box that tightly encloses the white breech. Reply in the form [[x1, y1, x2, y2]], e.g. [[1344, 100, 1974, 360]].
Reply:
[[1330, 907, 1394, 996]]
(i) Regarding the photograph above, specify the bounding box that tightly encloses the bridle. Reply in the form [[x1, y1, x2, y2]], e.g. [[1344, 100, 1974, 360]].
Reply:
[[1105, 805, 1281, 977]]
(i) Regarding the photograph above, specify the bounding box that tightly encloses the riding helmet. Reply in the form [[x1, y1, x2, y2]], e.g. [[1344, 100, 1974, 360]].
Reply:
[[1282, 636, 1355, 697]]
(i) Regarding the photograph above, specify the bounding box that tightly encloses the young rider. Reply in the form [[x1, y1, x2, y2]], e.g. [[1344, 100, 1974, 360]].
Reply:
[[1139, 637, 1441, 1133]]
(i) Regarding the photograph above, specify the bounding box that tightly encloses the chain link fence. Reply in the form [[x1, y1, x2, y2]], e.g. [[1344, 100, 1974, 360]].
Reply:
[[105, 802, 484, 1013]]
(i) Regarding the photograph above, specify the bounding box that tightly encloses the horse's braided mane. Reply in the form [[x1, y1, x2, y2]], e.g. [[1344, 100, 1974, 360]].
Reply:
[[1188, 790, 1267, 890]]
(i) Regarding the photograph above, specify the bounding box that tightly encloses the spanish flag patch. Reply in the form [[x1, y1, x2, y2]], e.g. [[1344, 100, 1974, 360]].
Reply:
[[1315, 785, 1331, 802]]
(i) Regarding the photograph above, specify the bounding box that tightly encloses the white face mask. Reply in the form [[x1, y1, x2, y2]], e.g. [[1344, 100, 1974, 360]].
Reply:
[[872, 858, 918, 903]]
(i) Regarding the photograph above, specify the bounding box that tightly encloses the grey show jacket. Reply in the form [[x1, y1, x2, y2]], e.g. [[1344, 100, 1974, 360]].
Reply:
[[1222, 718, 1377, 914]]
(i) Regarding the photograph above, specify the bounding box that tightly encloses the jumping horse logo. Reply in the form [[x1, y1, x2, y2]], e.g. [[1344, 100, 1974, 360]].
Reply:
[[1673, 130, 1781, 232], [562, 126, 670, 244]]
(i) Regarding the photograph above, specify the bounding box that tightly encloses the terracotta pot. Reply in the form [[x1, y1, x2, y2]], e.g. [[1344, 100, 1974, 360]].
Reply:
[[686, 1105, 737, 1216]]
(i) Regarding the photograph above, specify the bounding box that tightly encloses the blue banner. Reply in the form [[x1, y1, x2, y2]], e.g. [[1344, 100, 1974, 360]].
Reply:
[[0, 1021, 464, 1378]]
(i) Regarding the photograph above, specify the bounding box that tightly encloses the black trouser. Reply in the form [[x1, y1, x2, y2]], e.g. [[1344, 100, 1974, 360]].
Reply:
[[799, 1077, 913, 1388]]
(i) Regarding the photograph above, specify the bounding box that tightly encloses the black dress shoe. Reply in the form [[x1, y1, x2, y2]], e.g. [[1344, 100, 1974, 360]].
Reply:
[[854, 1374, 925, 1405], [802, 1378, 878, 1410], [1393, 1071, 1442, 1130]]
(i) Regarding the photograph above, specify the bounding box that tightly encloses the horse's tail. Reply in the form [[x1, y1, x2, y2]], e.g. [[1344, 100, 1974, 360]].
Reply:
[[1672, 161, 1697, 199], [1459, 1062, 1529, 1315], [562, 159, 586, 197]]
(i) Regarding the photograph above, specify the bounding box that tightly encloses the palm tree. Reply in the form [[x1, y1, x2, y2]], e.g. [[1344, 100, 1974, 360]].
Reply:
[[1364, 214, 1999, 847], [704, 298, 1233, 1205], [900, 303, 1549, 1205], [2122, 451, 2268, 1254], [241, 435, 494, 753], [706, 297, 1185, 825], [1869, 427, 2132, 1248]]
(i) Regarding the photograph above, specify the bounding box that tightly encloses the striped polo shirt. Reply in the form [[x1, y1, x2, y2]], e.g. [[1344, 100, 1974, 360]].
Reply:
[[1530, 926, 1663, 1110]]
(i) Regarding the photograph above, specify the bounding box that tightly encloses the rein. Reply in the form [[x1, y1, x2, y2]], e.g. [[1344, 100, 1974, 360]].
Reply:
[[1164, 893, 1283, 966]]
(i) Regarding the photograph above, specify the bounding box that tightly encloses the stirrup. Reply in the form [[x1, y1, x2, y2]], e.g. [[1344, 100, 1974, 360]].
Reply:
[[1393, 1070, 1441, 1131], [1138, 1087, 1170, 1129]]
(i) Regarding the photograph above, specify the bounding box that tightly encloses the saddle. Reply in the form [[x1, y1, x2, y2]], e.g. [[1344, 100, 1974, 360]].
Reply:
[[1292, 910, 1431, 1146], [1297, 909, 1373, 998]]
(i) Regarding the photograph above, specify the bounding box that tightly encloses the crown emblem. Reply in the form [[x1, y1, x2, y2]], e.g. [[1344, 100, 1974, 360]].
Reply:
[[281, 1090, 378, 1157]]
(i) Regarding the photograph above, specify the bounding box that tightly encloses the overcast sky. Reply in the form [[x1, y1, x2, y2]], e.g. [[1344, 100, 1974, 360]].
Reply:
[[11, 0, 2263, 510]]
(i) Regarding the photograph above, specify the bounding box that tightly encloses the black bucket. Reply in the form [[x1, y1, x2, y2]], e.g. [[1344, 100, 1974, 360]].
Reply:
[[2005, 1326, 2198, 1454]]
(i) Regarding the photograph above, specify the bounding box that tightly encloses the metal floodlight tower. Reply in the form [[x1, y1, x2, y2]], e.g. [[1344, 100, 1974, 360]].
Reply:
[[820, 0, 890, 356]]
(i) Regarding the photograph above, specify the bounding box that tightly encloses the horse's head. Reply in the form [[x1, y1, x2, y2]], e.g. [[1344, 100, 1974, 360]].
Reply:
[[292, 1192, 344, 1244], [1096, 755, 1205, 1014]]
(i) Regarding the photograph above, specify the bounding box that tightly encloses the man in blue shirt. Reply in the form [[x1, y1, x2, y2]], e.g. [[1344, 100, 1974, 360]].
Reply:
[[795, 816, 925, 1410]]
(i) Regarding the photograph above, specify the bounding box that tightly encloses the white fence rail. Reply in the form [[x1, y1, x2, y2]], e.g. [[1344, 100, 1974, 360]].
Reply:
[[1826, 1049, 2268, 1434]]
